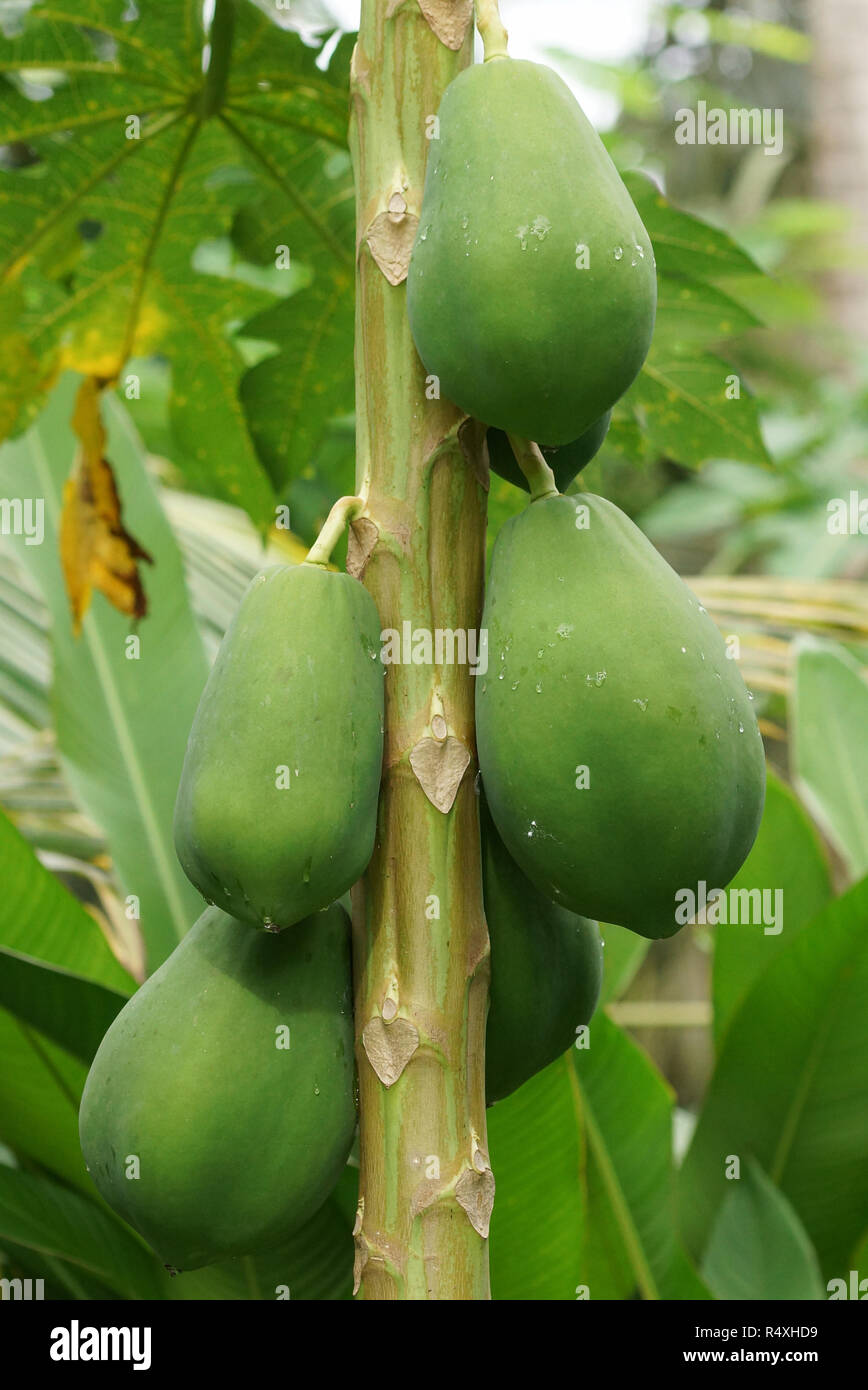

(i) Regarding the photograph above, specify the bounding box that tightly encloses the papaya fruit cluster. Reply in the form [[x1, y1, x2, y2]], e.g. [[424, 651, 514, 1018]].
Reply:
[[408, 53, 765, 940], [81, 562, 385, 1270], [79, 51, 766, 1275]]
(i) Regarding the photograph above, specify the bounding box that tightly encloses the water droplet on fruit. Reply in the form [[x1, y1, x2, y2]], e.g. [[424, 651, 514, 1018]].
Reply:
[[613, 246, 624, 260], [633, 697, 648, 711]]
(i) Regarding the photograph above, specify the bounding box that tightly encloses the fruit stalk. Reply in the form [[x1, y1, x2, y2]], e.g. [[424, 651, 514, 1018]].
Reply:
[[349, 1, 492, 1300], [306, 494, 366, 567], [476, 0, 509, 61], [506, 435, 560, 500]]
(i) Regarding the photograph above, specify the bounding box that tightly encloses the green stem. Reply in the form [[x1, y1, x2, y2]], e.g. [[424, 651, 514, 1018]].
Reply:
[[476, 0, 509, 61], [201, 0, 235, 118], [507, 434, 560, 500], [305, 495, 366, 567]]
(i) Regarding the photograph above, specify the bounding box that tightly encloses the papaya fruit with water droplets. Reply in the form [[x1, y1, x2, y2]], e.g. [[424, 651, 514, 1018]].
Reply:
[[482, 797, 602, 1103], [407, 58, 656, 445], [486, 411, 612, 494], [174, 563, 384, 930], [79, 904, 356, 1272], [476, 494, 765, 940]]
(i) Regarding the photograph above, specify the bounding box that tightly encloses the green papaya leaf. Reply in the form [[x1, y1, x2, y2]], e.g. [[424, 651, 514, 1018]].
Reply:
[[622, 173, 761, 280], [654, 274, 760, 351], [230, 147, 355, 274], [0, 1163, 164, 1299], [487, 1055, 586, 1301], [0, 1008, 89, 1189], [680, 877, 868, 1277], [701, 1158, 824, 1301], [240, 272, 355, 494], [0, 808, 133, 992], [0, 376, 209, 971], [0, 948, 126, 1066], [628, 350, 771, 468], [791, 640, 868, 879], [0, 2, 353, 511], [713, 770, 832, 1047]]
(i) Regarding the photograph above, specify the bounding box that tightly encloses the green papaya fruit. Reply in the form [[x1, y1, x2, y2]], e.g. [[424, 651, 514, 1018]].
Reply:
[[174, 562, 384, 930], [407, 58, 656, 445], [482, 798, 602, 1104], [79, 904, 356, 1272], [486, 411, 612, 494], [476, 494, 765, 940]]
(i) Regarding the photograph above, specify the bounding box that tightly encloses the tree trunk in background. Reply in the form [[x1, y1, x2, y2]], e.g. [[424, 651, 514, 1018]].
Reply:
[[809, 0, 868, 347]]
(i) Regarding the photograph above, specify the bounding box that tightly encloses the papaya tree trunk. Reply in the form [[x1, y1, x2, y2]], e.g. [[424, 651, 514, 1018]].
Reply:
[[349, 0, 493, 1300]]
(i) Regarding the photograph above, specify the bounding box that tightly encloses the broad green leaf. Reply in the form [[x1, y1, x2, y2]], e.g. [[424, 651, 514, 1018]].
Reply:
[[166, 1197, 353, 1301], [654, 274, 760, 350], [230, 144, 355, 275], [240, 271, 355, 493], [0, 808, 133, 992], [0, 1163, 164, 1299], [659, 1245, 713, 1300], [599, 921, 649, 1004], [713, 770, 832, 1046], [623, 172, 761, 280], [680, 877, 868, 1277], [701, 1159, 824, 1301], [151, 261, 276, 524], [0, 376, 209, 971], [791, 640, 868, 879], [488, 1055, 585, 1301], [628, 350, 771, 468], [0, 1240, 120, 1300], [848, 1228, 868, 1283], [577, 1013, 680, 1300], [0, 1008, 89, 1189], [0, 947, 126, 1065]]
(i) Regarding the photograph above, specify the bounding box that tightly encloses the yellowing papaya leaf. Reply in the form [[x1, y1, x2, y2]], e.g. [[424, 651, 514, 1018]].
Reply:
[[59, 378, 152, 634]]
